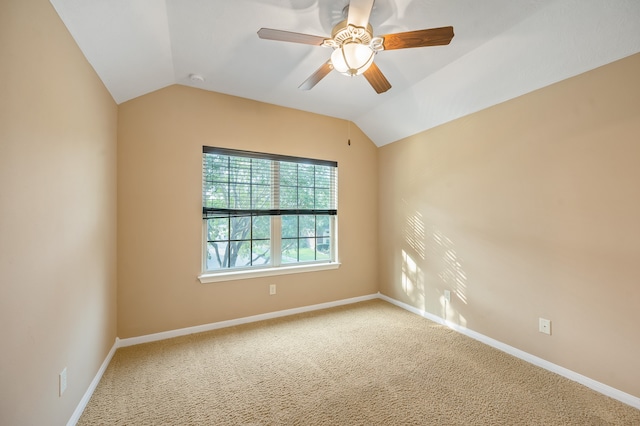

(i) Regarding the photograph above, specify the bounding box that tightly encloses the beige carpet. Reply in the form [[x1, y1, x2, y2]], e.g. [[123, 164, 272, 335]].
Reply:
[[78, 300, 640, 425]]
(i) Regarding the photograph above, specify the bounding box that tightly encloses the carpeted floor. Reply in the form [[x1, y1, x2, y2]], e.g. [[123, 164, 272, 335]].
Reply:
[[78, 299, 640, 425]]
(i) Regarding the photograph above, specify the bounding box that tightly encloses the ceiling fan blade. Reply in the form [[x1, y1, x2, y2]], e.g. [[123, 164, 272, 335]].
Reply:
[[363, 62, 391, 94], [257, 28, 327, 46], [299, 61, 334, 91], [347, 0, 375, 28], [381, 26, 454, 50]]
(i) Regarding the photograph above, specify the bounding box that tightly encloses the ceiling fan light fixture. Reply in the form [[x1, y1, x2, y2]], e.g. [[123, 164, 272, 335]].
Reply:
[[331, 42, 375, 76]]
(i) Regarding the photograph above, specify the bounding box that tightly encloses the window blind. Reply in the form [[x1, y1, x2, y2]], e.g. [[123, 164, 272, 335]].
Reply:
[[202, 146, 337, 219]]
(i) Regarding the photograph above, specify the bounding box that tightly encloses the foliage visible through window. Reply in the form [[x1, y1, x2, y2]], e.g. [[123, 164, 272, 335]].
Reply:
[[202, 147, 337, 272]]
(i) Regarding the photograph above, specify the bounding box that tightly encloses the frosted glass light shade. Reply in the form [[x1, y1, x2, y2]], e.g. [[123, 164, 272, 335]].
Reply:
[[331, 42, 375, 76]]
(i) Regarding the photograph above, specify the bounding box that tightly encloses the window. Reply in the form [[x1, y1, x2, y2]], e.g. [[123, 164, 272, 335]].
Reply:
[[200, 147, 338, 280]]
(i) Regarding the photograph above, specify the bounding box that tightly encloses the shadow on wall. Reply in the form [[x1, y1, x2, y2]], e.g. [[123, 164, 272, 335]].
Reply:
[[400, 207, 467, 327]]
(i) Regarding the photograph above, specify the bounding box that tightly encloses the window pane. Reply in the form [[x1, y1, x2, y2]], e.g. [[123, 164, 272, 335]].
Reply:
[[316, 216, 330, 257], [230, 157, 251, 183], [279, 162, 297, 186], [208, 218, 228, 241], [280, 186, 297, 209], [252, 184, 271, 209], [204, 183, 229, 209], [300, 240, 316, 261], [282, 215, 298, 239], [252, 216, 270, 239], [206, 241, 229, 270], [298, 186, 315, 209], [298, 164, 314, 186], [229, 183, 251, 209], [315, 165, 331, 187], [316, 215, 330, 236], [230, 216, 251, 240], [251, 159, 271, 184], [315, 188, 331, 210], [228, 240, 251, 268], [299, 215, 315, 238], [316, 244, 330, 260], [251, 240, 271, 266], [297, 165, 315, 209], [281, 238, 298, 264], [204, 155, 229, 182]]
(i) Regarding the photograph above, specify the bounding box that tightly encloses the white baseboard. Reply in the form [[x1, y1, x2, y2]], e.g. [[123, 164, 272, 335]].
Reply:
[[378, 293, 640, 410], [67, 339, 118, 426], [117, 293, 379, 348]]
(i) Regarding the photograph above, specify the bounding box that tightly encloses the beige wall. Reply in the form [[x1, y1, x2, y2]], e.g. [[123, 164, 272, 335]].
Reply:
[[378, 53, 640, 398], [2, 0, 637, 420], [117, 85, 379, 338], [0, 1, 118, 425]]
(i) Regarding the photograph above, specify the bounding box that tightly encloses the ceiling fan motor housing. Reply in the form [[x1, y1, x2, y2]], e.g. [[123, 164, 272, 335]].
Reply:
[[331, 20, 373, 44], [323, 20, 383, 76]]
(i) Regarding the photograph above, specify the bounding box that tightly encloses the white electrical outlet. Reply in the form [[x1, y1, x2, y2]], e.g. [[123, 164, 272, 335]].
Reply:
[[539, 318, 551, 335], [59, 368, 67, 396], [269, 284, 276, 295], [444, 290, 451, 303]]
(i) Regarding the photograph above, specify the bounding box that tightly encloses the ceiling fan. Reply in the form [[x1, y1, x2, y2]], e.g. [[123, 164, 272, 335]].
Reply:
[[257, 0, 454, 94]]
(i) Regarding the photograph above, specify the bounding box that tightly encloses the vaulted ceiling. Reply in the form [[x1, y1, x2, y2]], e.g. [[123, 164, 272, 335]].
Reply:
[[50, 0, 640, 146]]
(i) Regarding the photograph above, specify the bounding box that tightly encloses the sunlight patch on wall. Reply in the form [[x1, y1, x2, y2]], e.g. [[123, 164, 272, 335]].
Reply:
[[402, 249, 425, 309], [433, 229, 468, 305], [403, 211, 426, 260]]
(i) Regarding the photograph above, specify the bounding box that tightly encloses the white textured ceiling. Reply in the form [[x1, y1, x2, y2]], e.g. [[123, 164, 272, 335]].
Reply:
[[50, 0, 640, 146]]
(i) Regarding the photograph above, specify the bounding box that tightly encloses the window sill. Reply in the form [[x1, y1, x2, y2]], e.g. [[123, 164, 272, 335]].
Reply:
[[198, 262, 341, 283]]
